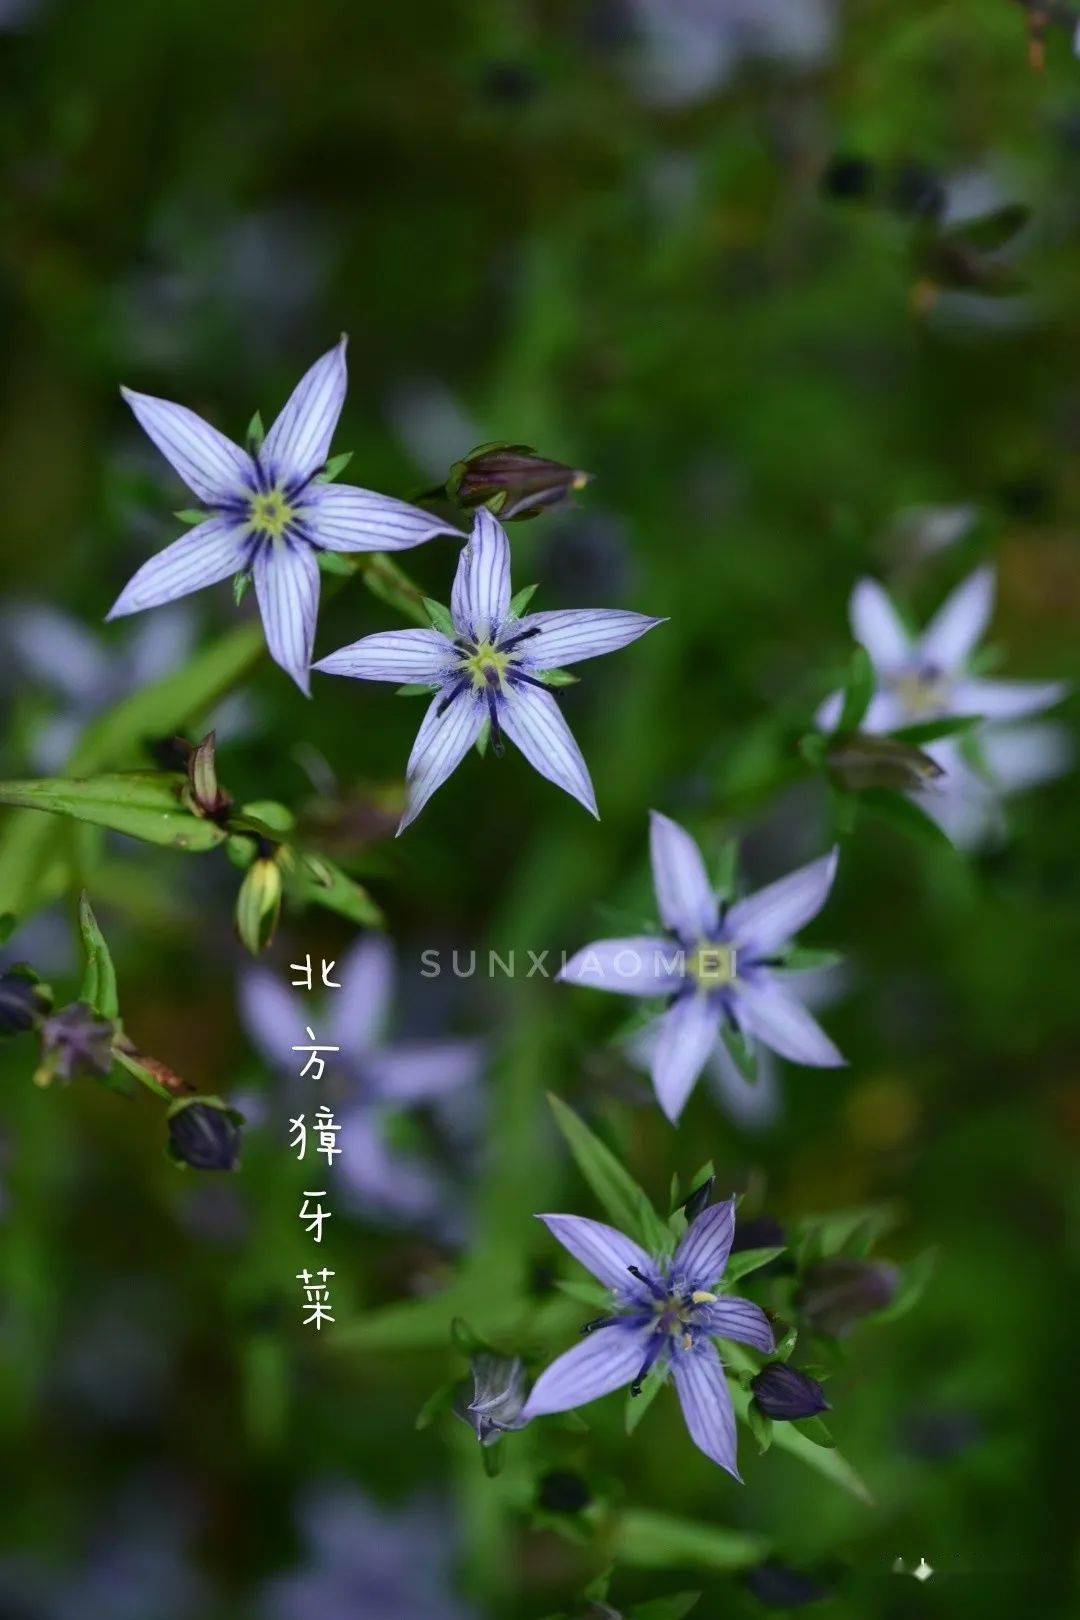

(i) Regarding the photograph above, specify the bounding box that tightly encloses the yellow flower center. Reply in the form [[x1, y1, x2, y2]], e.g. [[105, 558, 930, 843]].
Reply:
[[686, 941, 736, 991], [894, 671, 950, 719], [461, 640, 511, 690], [249, 489, 295, 541]]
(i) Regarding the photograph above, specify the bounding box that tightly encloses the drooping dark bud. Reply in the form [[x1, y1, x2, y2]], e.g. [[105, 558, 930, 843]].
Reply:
[[821, 154, 876, 201], [183, 731, 233, 820], [796, 1258, 900, 1339], [0, 966, 53, 1035], [166, 1097, 243, 1172], [745, 1561, 831, 1608], [454, 1350, 529, 1445], [537, 1469, 592, 1513], [826, 732, 944, 793], [39, 1002, 115, 1082], [445, 442, 590, 521], [751, 1362, 831, 1422]]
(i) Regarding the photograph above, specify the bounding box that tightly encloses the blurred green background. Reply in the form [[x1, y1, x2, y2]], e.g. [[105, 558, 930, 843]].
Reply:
[[1, 1, 1078, 1615]]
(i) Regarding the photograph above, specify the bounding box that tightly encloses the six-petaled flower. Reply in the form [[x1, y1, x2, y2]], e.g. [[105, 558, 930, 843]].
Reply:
[[313, 508, 664, 830], [560, 811, 844, 1122], [107, 337, 461, 693], [521, 1199, 775, 1479]]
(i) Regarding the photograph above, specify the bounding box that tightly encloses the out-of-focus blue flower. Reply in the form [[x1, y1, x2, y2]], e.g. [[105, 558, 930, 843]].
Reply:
[[315, 509, 664, 829], [522, 1199, 775, 1479], [3, 602, 196, 771], [561, 812, 843, 1123], [107, 339, 461, 692], [628, 0, 834, 107], [240, 935, 484, 1228], [818, 566, 1071, 846], [260, 1480, 476, 1620]]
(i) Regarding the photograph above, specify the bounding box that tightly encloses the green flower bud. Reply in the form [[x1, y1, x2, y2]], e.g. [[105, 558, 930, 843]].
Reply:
[[235, 855, 284, 954]]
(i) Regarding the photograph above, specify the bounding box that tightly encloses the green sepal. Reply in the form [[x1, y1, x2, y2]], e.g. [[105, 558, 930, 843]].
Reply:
[[174, 508, 206, 526], [778, 946, 843, 972], [318, 450, 354, 483], [625, 1361, 667, 1434], [246, 409, 265, 450], [540, 667, 578, 687], [396, 683, 436, 696], [233, 570, 253, 606], [414, 1380, 458, 1431], [475, 719, 491, 758], [508, 583, 539, 617], [423, 598, 456, 636], [746, 1399, 774, 1455], [835, 645, 875, 734], [720, 1023, 757, 1083], [317, 550, 355, 576], [889, 714, 981, 746], [77, 893, 120, 1021], [792, 1415, 836, 1448]]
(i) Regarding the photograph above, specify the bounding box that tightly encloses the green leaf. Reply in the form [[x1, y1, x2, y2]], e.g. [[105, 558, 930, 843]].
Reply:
[[246, 409, 265, 449], [423, 598, 456, 636], [629, 1595, 701, 1620], [77, 893, 119, 1020], [625, 1362, 667, 1434], [723, 1246, 786, 1283], [836, 645, 875, 734], [727, 1372, 871, 1502], [793, 1203, 899, 1266], [746, 1399, 774, 1455], [614, 1509, 768, 1572], [508, 583, 539, 617], [860, 788, 956, 851], [415, 1379, 458, 1431], [792, 1415, 836, 1448], [288, 852, 384, 929], [889, 714, 981, 746], [319, 450, 354, 483], [0, 774, 227, 852], [547, 1094, 668, 1252]]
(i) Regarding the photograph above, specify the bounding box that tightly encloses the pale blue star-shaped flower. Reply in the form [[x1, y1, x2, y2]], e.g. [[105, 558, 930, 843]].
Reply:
[[559, 812, 843, 1122], [107, 337, 461, 693], [314, 508, 664, 830], [818, 566, 1071, 845], [521, 1198, 775, 1480]]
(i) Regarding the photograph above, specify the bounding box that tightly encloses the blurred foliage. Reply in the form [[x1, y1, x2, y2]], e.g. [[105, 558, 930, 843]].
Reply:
[[0, 1, 1078, 1616]]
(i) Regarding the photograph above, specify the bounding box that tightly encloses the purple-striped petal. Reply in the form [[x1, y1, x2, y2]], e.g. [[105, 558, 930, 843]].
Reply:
[[399, 687, 485, 832], [328, 935, 394, 1052], [514, 609, 664, 670], [673, 1198, 735, 1289], [671, 1341, 740, 1478], [450, 509, 511, 640], [558, 937, 685, 997], [262, 337, 347, 485], [537, 1213, 663, 1297], [949, 677, 1068, 722], [734, 975, 844, 1069], [302, 482, 462, 552], [500, 682, 599, 818], [254, 540, 320, 694], [365, 1039, 482, 1104], [848, 578, 909, 672], [725, 848, 839, 960], [697, 1296, 776, 1354], [313, 627, 455, 683], [120, 388, 252, 504], [919, 566, 994, 671], [106, 517, 251, 619], [650, 993, 722, 1123], [649, 812, 718, 941], [521, 1320, 648, 1418]]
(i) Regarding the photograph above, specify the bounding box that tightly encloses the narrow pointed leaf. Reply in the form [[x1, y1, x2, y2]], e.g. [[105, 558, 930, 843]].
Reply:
[[547, 1093, 669, 1252], [78, 894, 120, 1020], [288, 851, 384, 928], [0, 774, 227, 851]]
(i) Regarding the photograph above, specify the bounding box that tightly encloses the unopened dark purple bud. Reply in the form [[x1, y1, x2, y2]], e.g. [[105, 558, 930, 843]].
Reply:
[[167, 1099, 243, 1172], [537, 1469, 592, 1513], [796, 1258, 900, 1339], [730, 1213, 787, 1253], [681, 1174, 715, 1224], [40, 1002, 115, 1080], [0, 968, 52, 1035], [447, 443, 590, 521], [746, 1561, 830, 1608], [751, 1362, 830, 1422]]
